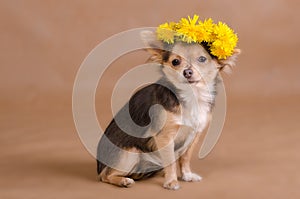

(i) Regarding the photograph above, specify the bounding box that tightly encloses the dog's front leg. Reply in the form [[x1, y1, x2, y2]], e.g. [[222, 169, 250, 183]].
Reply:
[[179, 133, 202, 182], [155, 137, 179, 190], [162, 142, 179, 190], [164, 162, 179, 190]]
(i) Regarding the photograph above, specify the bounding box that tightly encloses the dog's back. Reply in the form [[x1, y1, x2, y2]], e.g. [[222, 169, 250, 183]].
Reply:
[[97, 80, 179, 178]]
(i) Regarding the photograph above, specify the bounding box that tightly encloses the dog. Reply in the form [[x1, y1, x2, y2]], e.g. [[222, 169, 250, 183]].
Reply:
[[96, 30, 240, 190]]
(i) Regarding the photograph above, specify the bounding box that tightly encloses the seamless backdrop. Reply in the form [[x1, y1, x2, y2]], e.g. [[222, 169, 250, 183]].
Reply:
[[0, 1, 299, 199]]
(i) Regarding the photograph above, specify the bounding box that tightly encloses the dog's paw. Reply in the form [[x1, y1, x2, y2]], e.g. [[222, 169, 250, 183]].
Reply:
[[163, 180, 180, 190], [121, 178, 135, 187], [181, 172, 202, 182]]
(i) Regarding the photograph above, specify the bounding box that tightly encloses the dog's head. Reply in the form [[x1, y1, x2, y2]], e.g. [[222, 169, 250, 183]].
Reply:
[[141, 31, 241, 87]]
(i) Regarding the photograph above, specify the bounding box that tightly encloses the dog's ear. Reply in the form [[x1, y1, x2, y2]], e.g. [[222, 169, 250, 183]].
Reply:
[[140, 31, 165, 62], [217, 49, 241, 74]]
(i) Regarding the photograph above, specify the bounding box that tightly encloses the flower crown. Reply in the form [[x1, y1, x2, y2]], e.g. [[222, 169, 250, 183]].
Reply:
[[156, 15, 238, 59]]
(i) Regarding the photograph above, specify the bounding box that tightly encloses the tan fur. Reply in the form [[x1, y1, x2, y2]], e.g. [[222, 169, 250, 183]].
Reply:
[[98, 147, 140, 187], [153, 111, 180, 189], [140, 32, 239, 189], [97, 31, 240, 190], [179, 132, 201, 179], [217, 49, 242, 73]]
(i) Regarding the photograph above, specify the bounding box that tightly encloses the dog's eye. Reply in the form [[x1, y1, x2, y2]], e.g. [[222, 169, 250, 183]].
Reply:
[[171, 59, 181, 66], [198, 56, 207, 63]]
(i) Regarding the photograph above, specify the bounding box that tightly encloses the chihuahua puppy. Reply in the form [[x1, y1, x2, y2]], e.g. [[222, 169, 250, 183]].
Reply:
[[96, 31, 240, 190]]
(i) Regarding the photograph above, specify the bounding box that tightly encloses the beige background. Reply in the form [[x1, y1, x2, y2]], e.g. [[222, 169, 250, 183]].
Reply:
[[1, 0, 299, 198]]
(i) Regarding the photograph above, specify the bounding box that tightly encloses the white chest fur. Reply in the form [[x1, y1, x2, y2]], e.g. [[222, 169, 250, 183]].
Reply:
[[174, 82, 214, 133]]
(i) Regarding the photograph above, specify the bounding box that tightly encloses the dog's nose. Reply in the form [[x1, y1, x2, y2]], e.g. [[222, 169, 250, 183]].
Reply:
[[183, 69, 193, 79]]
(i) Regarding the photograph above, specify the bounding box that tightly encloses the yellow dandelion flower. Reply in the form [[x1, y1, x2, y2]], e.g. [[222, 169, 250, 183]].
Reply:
[[156, 22, 176, 44], [198, 18, 215, 42], [211, 22, 238, 59], [213, 22, 238, 47], [156, 15, 239, 59], [210, 39, 233, 59], [177, 15, 200, 43]]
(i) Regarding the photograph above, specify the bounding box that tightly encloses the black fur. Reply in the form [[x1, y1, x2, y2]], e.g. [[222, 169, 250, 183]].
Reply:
[[97, 42, 220, 179], [97, 81, 180, 176]]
